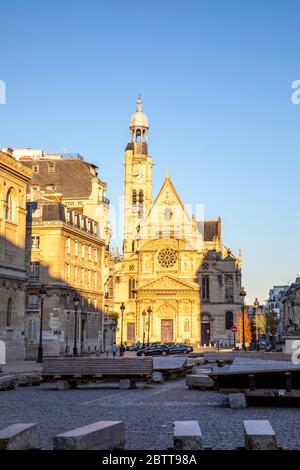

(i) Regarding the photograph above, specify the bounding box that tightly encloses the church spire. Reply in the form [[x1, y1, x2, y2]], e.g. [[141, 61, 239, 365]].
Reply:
[[129, 96, 149, 155]]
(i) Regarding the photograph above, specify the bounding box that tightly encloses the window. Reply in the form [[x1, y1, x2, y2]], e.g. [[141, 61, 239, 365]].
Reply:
[[225, 311, 234, 330], [88, 245, 91, 260], [82, 244, 85, 258], [202, 263, 209, 271], [66, 263, 70, 281], [138, 190, 144, 204], [81, 268, 85, 287], [88, 270, 91, 288], [5, 188, 13, 221], [74, 265, 78, 284], [33, 164, 39, 173], [128, 278, 136, 299], [27, 294, 39, 308], [31, 235, 40, 250], [184, 319, 190, 333], [48, 162, 55, 173], [75, 240, 78, 256], [7, 299, 13, 327], [202, 276, 210, 300], [225, 274, 234, 301], [67, 237, 71, 254], [94, 249, 98, 262], [29, 262, 40, 282], [94, 271, 97, 289], [27, 318, 38, 341], [132, 189, 137, 205]]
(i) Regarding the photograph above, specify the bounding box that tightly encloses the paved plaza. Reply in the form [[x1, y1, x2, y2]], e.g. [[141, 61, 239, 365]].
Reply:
[[0, 378, 300, 450]]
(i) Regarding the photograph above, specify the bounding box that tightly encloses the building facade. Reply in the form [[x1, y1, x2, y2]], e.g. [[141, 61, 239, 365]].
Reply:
[[111, 98, 242, 346], [281, 277, 300, 350], [0, 150, 32, 360], [25, 198, 109, 358]]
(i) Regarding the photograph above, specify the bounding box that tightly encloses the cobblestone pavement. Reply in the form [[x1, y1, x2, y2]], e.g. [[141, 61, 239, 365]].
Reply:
[[0, 379, 300, 449]]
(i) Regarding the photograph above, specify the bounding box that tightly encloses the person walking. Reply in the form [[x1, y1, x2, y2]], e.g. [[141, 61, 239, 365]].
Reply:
[[119, 344, 125, 357], [112, 342, 118, 357]]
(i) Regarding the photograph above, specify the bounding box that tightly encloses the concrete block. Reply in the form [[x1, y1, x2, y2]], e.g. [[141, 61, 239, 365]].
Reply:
[[0, 423, 39, 450], [0, 375, 17, 391], [243, 420, 278, 450], [191, 366, 212, 375], [57, 380, 77, 390], [229, 393, 247, 409], [152, 372, 164, 383], [173, 421, 203, 450], [53, 421, 125, 450], [18, 373, 41, 387], [119, 379, 136, 389], [186, 374, 214, 390]]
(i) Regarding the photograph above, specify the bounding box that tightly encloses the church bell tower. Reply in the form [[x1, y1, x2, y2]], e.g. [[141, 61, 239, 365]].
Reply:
[[124, 96, 153, 254]]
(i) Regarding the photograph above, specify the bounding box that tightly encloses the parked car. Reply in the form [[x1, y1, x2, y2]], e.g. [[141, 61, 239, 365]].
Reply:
[[164, 342, 176, 347], [137, 344, 170, 356], [168, 343, 193, 354], [127, 342, 142, 351]]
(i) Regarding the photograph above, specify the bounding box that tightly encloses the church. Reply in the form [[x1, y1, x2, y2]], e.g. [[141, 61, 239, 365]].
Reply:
[[111, 98, 243, 347]]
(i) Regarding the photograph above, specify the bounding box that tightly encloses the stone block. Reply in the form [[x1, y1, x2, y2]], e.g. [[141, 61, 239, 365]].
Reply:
[[229, 393, 247, 409], [0, 375, 17, 391], [18, 373, 41, 387], [191, 366, 212, 375], [119, 379, 136, 389], [53, 421, 125, 450], [243, 420, 278, 450], [173, 421, 203, 450], [152, 371, 164, 383], [186, 374, 214, 390], [57, 380, 77, 390], [0, 423, 39, 450]]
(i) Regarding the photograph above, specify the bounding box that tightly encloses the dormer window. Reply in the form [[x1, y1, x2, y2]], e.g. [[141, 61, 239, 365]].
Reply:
[[48, 162, 55, 173], [33, 164, 39, 174]]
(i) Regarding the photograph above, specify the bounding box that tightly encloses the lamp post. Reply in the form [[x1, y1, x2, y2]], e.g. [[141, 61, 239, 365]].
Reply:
[[73, 293, 80, 356], [65, 310, 70, 356], [142, 309, 146, 347], [120, 302, 125, 347], [37, 285, 47, 363], [147, 306, 152, 346], [240, 287, 247, 351], [253, 297, 259, 350]]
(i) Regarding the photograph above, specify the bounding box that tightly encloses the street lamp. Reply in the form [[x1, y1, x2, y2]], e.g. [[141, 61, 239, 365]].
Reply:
[[142, 309, 146, 347], [253, 297, 260, 351], [240, 287, 247, 351], [147, 306, 152, 346], [37, 285, 47, 363], [73, 293, 81, 356], [120, 302, 125, 347], [65, 310, 70, 356]]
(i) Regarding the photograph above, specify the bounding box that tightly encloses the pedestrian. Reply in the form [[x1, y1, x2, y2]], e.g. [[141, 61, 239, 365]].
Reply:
[[119, 343, 125, 357], [112, 342, 118, 357]]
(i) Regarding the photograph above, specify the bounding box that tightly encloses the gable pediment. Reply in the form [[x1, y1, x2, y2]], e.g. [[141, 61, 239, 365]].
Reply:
[[139, 275, 199, 292]]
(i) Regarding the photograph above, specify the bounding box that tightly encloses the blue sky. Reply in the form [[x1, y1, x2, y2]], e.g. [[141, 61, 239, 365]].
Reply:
[[1, 0, 300, 303]]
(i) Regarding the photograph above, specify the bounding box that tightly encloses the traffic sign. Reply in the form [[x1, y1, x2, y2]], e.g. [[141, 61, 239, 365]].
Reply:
[[231, 325, 237, 333]]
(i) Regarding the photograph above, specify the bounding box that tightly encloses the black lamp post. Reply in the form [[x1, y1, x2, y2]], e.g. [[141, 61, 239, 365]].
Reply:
[[240, 287, 247, 351], [65, 310, 70, 356], [120, 302, 125, 346], [147, 306, 152, 346], [73, 293, 81, 356], [37, 285, 47, 363], [142, 309, 146, 347]]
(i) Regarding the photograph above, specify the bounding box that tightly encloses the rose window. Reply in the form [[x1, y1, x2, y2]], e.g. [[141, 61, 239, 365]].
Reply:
[[157, 248, 177, 268]]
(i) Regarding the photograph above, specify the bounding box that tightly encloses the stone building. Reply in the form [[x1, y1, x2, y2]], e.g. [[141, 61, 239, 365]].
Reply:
[[281, 277, 300, 352], [25, 197, 109, 358], [111, 98, 242, 346], [0, 150, 32, 360]]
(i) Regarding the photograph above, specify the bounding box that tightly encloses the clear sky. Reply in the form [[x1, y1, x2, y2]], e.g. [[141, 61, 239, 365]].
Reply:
[[1, 0, 299, 303]]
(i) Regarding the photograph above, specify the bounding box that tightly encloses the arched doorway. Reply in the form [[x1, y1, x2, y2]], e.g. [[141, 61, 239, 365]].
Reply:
[[201, 312, 212, 346]]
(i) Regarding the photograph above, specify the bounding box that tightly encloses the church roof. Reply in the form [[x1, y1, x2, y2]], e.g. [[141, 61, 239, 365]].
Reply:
[[197, 220, 221, 241]]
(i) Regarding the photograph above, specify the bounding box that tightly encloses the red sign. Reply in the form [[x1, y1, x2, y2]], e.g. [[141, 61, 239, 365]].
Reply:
[[231, 325, 237, 333]]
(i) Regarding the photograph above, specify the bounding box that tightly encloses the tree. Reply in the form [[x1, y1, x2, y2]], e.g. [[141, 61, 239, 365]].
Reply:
[[265, 310, 279, 336], [236, 310, 252, 345]]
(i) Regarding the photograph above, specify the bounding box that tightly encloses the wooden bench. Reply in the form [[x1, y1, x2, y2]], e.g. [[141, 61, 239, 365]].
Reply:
[[53, 421, 124, 450], [42, 357, 153, 389]]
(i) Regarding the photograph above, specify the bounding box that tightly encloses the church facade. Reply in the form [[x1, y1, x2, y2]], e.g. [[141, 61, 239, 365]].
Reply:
[[111, 98, 243, 347]]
